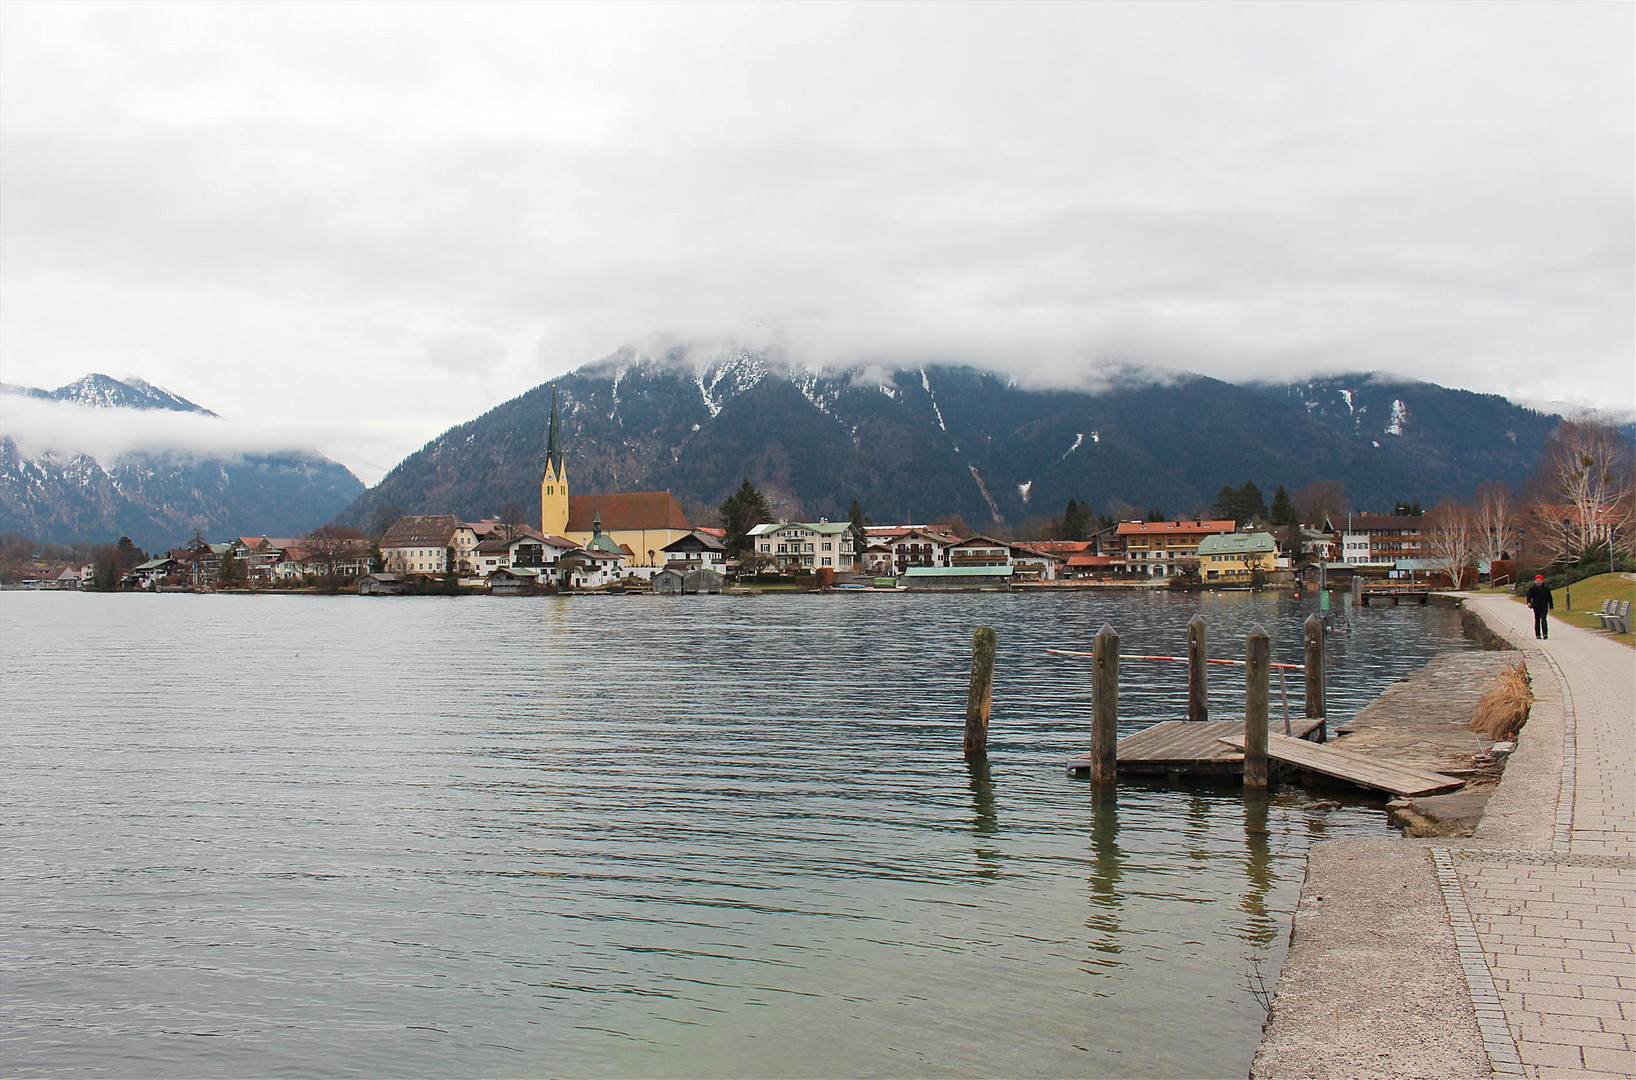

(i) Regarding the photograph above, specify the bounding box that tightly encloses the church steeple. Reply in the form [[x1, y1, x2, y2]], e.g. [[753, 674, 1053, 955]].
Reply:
[[545, 388, 564, 478], [540, 386, 569, 537]]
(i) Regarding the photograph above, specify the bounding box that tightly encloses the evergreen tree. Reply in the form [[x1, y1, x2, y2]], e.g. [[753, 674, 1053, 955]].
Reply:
[[1062, 499, 1089, 541], [720, 478, 773, 557], [1268, 486, 1298, 527], [1241, 481, 1268, 522], [848, 498, 868, 563], [115, 535, 146, 568], [1394, 500, 1424, 516]]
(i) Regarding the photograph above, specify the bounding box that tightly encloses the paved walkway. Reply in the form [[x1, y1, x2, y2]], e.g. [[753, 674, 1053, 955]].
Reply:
[[1444, 595, 1634, 1078]]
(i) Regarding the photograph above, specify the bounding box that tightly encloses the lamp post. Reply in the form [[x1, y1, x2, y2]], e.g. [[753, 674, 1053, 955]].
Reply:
[[1562, 517, 1573, 612]]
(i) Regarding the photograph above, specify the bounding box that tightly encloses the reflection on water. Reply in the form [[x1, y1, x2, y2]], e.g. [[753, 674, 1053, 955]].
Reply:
[[0, 590, 1468, 1078]]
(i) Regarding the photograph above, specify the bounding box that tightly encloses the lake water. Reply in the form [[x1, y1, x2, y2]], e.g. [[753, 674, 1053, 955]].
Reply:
[[1, 589, 1474, 1078]]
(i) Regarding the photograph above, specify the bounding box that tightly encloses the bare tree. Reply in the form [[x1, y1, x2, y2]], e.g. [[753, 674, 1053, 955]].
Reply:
[[497, 500, 526, 542], [1424, 498, 1480, 589], [301, 524, 368, 591], [1529, 417, 1635, 561], [1471, 481, 1521, 564], [369, 503, 407, 540], [1292, 480, 1347, 528]]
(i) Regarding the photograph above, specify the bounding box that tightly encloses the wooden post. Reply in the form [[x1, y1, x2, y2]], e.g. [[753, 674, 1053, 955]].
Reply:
[[1090, 623, 1119, 783], [1303, 613, 1326, 743], [965, 626, 997, 757], [1244, 623, 1270, 789], [1187, 614, 1208, 722]]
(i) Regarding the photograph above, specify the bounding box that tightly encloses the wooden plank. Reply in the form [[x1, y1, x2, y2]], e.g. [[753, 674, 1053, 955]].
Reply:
[[1066, 717, 1322, 771], [1216, 733, 1464, 797]]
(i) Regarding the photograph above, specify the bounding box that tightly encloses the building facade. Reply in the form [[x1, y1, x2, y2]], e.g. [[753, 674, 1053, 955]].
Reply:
[[1116, 520, 1237, 577]]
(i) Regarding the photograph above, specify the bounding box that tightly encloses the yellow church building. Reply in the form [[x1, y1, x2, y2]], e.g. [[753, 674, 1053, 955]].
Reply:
[[539, 388, 694, 568]]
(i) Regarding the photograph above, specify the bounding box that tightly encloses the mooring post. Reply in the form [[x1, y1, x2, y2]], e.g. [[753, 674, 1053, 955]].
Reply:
[[1187, 614, 1208, 722], [965, 626, 997, 757], [1303, 613, 1326, 743], [1090, 623, 1119, 783], [1244, 623, 1270, 789]]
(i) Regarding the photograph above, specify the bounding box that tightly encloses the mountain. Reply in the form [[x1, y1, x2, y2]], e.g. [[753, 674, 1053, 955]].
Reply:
[[0, 375, 363, 550], [2, 373, 217, 415], [336, 348, 1563, 532]]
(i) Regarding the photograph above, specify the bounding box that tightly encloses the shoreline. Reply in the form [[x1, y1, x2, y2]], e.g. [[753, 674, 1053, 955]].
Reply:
[[1252, 593, 1634, 1079]]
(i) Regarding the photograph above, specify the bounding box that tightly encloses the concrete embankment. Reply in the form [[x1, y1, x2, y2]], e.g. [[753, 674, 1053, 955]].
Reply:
[[1253, 594, 1635, 1080]]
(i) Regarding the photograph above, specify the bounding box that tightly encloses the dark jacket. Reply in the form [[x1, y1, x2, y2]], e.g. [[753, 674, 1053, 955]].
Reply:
[[1526, 583, 1554, 612]]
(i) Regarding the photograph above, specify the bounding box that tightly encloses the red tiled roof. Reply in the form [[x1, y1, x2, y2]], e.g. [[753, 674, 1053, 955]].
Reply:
[[1028, 540, 1093, 554], [1116, 519, 1236, 536], [567, 492, 690, 532]]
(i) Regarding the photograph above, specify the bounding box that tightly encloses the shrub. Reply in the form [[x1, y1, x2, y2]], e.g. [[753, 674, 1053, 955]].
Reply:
[[1470, 660, 1532, 742]]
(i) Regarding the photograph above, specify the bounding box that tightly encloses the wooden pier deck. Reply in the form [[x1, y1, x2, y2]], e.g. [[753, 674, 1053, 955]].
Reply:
[[1066, 716, 1324, 778], [1216, 731, 1463, 796], [1357, 585, 1431, 606]]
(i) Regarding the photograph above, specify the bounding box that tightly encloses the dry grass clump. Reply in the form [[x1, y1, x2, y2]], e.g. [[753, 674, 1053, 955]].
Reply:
[[1470, 660, 1532, 742]]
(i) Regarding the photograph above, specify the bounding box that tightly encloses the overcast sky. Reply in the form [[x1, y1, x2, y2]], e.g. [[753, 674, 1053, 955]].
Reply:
[[2, 1, 1631, 484]]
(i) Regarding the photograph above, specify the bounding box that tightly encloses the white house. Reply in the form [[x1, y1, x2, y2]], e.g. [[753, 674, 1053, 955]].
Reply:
[[748, 520, 858, 572], [863, 526, 957, 573], [474, 529, 580, 580], [661, 529, 728, 571], [558, 547, 626, 589], [380, 514, 464, 575]]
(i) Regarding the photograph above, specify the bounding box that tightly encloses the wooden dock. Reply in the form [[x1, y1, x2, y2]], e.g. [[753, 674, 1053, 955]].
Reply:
[[1066, 716, 1324, 778], [1357, 585, 1431, 606], [1217, 732, 1464, 797]]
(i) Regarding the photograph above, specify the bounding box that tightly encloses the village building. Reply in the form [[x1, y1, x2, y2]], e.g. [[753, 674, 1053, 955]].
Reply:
[[653, 566, 725, 594], [357, 572, 407, 596], [536, 388, 692, 568], [747, 520, 858, 573], [1115, 519, 1237, 578], [1008, 543, 1064, 582], [945, 535, 1063, 582], [662, 530, 728, 571], [473, 528, 579, 580], [380, 514, 464, 575], [1196, 532, 1278, 582], [1026, 540, 1118, 579], [557, 546, 626, 589], [902, 564, 1014, 590], [863, 526, 958, 574], [1340, 513, 1426, 566]]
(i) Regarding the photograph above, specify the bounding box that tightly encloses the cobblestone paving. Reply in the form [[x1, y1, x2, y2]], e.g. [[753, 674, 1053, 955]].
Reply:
[[1454, 596, 1635, 1078]]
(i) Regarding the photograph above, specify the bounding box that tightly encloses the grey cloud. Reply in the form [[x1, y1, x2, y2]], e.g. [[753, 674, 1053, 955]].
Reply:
[[1, 1, 1630, 481]]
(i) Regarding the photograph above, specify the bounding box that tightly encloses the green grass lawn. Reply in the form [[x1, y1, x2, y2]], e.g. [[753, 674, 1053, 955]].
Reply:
[[1512, 572, 1636, 647]]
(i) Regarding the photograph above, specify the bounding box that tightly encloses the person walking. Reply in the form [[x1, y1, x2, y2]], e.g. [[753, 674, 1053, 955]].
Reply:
[[1526, 573, 1554, 639]]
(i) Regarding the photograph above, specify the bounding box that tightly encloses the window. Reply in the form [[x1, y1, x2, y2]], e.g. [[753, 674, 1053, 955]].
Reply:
[[822, 557, 831, 566], [822, 542, 832, 551]]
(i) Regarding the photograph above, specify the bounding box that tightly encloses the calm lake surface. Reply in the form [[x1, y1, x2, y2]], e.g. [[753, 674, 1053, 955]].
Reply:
[[1, 589, 1474, 1078]]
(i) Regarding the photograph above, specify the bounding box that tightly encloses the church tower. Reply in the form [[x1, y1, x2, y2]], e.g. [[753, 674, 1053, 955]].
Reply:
[[540, 388, 569, 537]]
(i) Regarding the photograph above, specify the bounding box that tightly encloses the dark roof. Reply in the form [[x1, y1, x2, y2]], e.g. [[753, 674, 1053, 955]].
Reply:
[[662, 530, 727, 553], [380, 514, 463, 548], [567, 492, 690, 532], [475, 527, 548, 554]]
